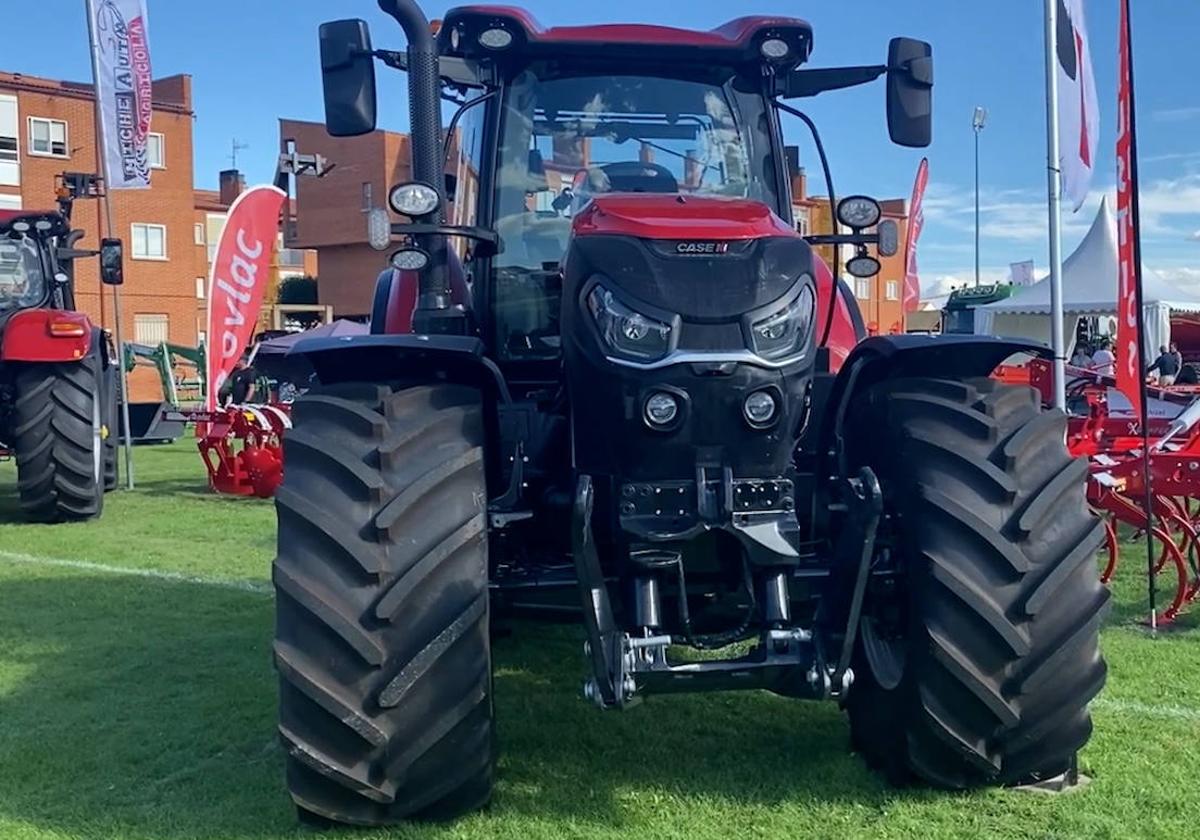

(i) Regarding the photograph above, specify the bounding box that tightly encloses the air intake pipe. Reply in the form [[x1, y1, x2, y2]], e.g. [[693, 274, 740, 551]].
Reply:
[[377, 0, 451, 320]]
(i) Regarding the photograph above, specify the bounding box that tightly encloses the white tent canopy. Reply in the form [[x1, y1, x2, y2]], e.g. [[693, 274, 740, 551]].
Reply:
[[974, 197, 1200, 360]]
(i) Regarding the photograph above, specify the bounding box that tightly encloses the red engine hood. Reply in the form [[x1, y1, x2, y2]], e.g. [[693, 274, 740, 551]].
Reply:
[[571, 194, 798, 241]]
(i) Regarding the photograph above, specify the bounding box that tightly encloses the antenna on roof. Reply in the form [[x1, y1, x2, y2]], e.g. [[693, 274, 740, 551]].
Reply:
[[230, 138, 250, 169]]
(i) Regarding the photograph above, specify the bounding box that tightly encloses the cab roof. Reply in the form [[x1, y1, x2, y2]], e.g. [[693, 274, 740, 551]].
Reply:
[[438, 7, 813, 65], [0, 209, 66, 233]]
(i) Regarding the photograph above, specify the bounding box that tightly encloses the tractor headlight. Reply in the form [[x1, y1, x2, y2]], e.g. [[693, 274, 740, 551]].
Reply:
[[749, 282, 815, 361], [587, 285, 672, 362], [643, 392, 680, 428], [837, 195, 882, 229], [478, 27, 514, 50], [388, 182, 440, 217], [743, 390, 779, 427]]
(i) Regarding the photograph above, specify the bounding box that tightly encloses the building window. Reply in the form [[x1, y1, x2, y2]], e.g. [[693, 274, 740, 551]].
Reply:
[[0, 94, 18, 187], [855, 277, 872, 299], [279, 248, 305, 268], [361, 182, 373, 212], [0, 193, 20, 210], [131, 223, 167, 260], [885, 280, 899, 301], [194, 223, 205, 245], [28, 117, 68, 157], [206, 212, 226, 262], [796, 214, 810, 236], [147, 132, 165, 169], [134, 313, 170, 345], [195, 277, 206, 299]]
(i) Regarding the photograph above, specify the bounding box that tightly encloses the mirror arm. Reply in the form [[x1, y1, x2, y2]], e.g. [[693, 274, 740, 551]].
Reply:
[[780, 64, 887, 99], [805, 232, 880, 247]]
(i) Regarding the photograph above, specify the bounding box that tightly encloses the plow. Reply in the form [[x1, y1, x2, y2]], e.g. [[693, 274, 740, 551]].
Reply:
[[165, 405, 291, 498]]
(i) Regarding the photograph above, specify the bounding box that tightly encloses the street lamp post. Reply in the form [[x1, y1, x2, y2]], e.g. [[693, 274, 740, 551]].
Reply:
[[973, 106, 987, 287]]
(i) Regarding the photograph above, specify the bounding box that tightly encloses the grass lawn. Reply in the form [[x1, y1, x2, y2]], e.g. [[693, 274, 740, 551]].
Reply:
[[1, 441, 1198, 840]]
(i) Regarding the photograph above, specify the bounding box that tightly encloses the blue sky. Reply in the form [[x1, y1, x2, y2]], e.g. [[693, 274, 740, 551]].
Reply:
[[6, 1, 1199, 298]]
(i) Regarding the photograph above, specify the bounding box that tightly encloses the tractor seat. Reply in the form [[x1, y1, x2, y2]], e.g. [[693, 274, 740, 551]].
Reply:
[[583, 162, 680, 195]]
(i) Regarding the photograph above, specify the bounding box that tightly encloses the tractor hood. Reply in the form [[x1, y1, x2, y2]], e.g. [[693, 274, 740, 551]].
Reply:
[[571, 194, 798, 241], [564, 194, 810, 321]]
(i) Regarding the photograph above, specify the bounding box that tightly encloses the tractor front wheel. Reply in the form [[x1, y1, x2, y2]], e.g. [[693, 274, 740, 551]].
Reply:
[[845, 376, 1109, 788], [11, 355, 106, 522], [273, 382, 494, 826]]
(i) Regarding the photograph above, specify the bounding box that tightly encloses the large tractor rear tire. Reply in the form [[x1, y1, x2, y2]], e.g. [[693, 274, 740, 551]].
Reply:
[[845, 376, 1109, 788], [12, 355, 105, 522], [273, 382, 494, 826]]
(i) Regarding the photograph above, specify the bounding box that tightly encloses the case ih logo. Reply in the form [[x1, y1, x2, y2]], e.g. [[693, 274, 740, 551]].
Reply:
[[675, 241, 730, 255]]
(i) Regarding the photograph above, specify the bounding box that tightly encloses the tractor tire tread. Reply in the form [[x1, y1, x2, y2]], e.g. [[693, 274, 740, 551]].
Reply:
[[846, 376, 1107, 789], [11, 356, 104, 522], [273, 381, 493, 826]]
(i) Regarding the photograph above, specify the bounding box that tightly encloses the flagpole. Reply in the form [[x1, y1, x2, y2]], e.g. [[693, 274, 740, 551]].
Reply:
[[1042, 0, 1067, 411], [1122, 0, 1157, 631], [85, 0, 135, 489]]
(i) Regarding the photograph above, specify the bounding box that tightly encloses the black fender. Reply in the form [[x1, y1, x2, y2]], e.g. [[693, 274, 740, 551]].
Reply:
[[289, 333, 515, 499], [814, 333, 1048, 485], [292, 333, 511, 403]]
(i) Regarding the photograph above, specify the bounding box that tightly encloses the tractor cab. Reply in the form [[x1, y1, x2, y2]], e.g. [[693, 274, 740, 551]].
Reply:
[[272, 3, 1108, 826], [0, 211, 70, 319]]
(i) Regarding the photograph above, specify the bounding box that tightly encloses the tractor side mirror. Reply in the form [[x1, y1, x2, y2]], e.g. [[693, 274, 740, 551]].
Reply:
[[99, 237, 124, 286], [886, 38, 933, 148], [320, 19, 377, 137]]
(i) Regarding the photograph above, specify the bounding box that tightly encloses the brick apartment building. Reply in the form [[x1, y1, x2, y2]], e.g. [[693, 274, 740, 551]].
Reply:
[[194, 170, 318, 340], [279, 118, 413, 318], [808, 194, 910, 336], [1, 71, 316, 400], [1, 71, 199, 399]]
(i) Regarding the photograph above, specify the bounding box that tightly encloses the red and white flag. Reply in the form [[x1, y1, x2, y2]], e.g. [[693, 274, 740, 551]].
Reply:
[[87, 0, 154, 189], [205, 186, 286, 409], [902, 157, 928, 313], [1055, 0, 1099, 212], [1114, 0, 1142, 419]]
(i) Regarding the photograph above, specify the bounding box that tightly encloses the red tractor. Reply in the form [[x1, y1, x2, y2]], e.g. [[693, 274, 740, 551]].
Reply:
[[272, 2, 1109, 825], [0, 180, 120, 521]]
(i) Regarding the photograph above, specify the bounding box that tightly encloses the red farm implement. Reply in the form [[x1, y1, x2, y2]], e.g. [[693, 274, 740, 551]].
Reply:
[[166, 405, 291, 498], [1013, 358, 1200, 623]]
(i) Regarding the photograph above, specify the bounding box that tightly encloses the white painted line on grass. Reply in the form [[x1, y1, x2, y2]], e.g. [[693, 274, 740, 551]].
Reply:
[[3, 550, 1200, 723], [0, 550, 272, 596], [1093, 697, 1200, 722]]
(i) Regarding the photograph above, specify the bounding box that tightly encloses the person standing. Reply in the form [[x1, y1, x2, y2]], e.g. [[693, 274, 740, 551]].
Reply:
[[1070, 344, 1092, 368], [1090, 339, 1116, 377], [1148, 344, 1181, 386]]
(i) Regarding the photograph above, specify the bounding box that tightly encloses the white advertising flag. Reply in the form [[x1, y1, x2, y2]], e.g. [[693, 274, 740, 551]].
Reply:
[[87, 0, 153, 189], [1055, 0, 1098, 212], [1010, 259, 1036, 286]]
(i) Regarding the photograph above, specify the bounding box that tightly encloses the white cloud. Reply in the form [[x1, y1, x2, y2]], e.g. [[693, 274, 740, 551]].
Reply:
[[1153, 106, 1200, 123], [1152, 266, 1200, 298]]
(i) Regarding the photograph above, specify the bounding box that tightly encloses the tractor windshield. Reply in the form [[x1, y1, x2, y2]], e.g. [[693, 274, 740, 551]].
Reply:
[[489, 69, 779, 360], [0, 234, 47, 311]]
